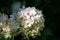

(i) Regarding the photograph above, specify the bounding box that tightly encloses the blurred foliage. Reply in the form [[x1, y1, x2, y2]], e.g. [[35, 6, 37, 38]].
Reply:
[[0, 0, 60, 40]]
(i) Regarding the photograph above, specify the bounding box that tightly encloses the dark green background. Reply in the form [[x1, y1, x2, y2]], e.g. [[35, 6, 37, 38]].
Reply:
[[0, 0, 60, 40]]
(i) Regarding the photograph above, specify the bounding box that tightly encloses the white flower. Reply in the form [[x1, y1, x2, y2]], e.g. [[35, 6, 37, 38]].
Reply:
[[31, 17, 34, 20], [2, 25, 11, 38], [16, 7, 44, 36], [2, 25, 10, 32], [24, 7, 36, 16], [34, 15, 41, 22], [4, 33, 11, 38], [23, 19, 34, 28]]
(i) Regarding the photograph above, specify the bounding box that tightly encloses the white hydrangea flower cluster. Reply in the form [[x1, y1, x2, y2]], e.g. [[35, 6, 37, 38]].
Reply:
[[16, 7, 45, 38], [0, 7, 45, 39], [0, 13, 11, 38], [0, 13, 20, 38]]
